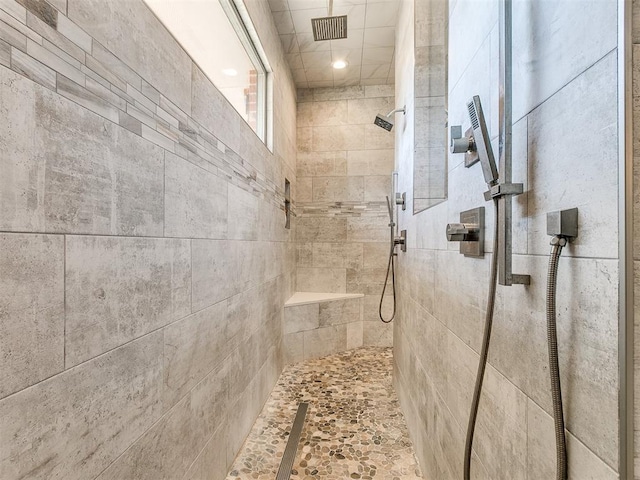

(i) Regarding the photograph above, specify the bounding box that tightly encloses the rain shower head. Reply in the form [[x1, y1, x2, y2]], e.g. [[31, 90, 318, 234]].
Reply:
[[374, 106, 406, 131], [467, 96, 498, 186], [311, 0, 347, 41], [311, 15, 347, 41]]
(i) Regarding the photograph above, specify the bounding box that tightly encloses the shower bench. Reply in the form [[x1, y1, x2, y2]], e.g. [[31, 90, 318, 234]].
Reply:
[[283, 292, 365, 364]]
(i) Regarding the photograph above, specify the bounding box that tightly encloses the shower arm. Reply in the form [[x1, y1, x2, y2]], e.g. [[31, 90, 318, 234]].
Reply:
[[385, 107, 406, 117]]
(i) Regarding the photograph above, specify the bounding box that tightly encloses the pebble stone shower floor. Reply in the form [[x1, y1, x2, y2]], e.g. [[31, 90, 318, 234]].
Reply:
[[226, 347, 423, 480]]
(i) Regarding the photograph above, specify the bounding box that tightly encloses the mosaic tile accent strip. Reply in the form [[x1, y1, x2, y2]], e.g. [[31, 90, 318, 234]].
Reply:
[[297, 201, 389, 218], [227, 347, 423, 480]]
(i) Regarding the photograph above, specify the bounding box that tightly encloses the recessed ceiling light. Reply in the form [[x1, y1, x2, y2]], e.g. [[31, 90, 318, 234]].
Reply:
[[332, 60, 347, 69], [222, 68, 238, 76]]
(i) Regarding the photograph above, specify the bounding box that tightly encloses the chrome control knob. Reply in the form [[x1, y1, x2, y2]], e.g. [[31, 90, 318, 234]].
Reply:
[[446, 223, 480, 242]]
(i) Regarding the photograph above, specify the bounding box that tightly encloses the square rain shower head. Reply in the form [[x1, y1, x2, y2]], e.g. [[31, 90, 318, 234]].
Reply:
[[311, 15, 348, 41]]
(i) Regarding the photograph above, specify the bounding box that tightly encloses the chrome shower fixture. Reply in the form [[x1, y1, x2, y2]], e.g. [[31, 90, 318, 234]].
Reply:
[[373, 106, 406, 131], [311, 0, 347, 41], [467, 96, 498, 186]]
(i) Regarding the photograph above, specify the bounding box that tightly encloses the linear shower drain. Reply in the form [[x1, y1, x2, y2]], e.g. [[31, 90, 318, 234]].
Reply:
[[275, 402, 308, 480]]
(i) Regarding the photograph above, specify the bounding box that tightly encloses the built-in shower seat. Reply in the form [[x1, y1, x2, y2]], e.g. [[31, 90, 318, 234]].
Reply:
[[283, 292, 365, 364]]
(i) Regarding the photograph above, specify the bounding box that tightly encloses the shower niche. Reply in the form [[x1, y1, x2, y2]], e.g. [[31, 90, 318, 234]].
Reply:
[[412, 0, 448, 214]]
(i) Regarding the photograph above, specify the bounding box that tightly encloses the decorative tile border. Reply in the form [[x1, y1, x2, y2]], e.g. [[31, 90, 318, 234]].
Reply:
[[296, 201, 389, 218]]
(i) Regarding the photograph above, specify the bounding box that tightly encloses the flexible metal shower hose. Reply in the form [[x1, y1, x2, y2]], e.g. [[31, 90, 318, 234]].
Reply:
[[379, 239, 396, 323], [547, 237, 568, 480], [463, 199, 499, 480]]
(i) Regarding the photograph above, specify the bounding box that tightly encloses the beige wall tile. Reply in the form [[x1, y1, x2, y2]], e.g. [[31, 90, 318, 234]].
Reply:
[[347, 96, 393, 124], [312, 124, 365, 151], [297, 151, 347, 177], [296, 177, 313, 203], [346, 320, 364, 349], [364, 175, 392, 202], [296, 217, 348, 242], [347, 216, 389, 242], [312, 176, 364, 202], [297, 267, 347, 293], [347, 149, 395, 175], [313, 242, 364, 269], [310, 99, 348, 126]]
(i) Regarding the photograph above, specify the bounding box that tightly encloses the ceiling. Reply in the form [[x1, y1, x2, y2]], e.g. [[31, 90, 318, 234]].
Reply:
[[267, 0, 399, 88]]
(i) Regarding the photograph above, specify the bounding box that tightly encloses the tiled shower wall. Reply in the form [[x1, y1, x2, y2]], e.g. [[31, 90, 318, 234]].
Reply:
[[0, 0, 296, 478], [394, 0, 619, 478], [295, 85, 395, 348]]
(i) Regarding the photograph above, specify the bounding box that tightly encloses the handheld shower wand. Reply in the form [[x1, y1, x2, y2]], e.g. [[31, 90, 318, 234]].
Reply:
[[379, 172, 405, 323], [462, 96, 500, 480], [379, 195, 397, 323]]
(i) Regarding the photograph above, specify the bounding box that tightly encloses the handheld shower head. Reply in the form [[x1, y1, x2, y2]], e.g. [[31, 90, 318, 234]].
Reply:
[[467, 96, 498, 186], [373, 106, 406, 131], [385, 195, 394, 222]]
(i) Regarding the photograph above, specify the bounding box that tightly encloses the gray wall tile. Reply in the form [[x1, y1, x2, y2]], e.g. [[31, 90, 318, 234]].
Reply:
[[284, 331, 304, 364], [228, 184, 258, 241], [96, 360, 229, 480], [68, 0, 192, 113], [163, 301, 228, 409], [0, 68, 164, 236], [0, 332, 164, 480], [512, 0, 617, 121], [27, 37, 84, 84], [526, 52, 618, 259], [192, 239, 234, 312], [65, 236, 192, 367], [0, 233, 64, 399], [164, 152, 228, 239], [527, 399, 618, 479], [10, 45, 56, 89], [183, 425, 229, 480], [0, 2, 297, 479], [56, 72, 119, 122], [303, 324, 347, 360], [363, 320, 392, 347], [284, 303, 319, 334]]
